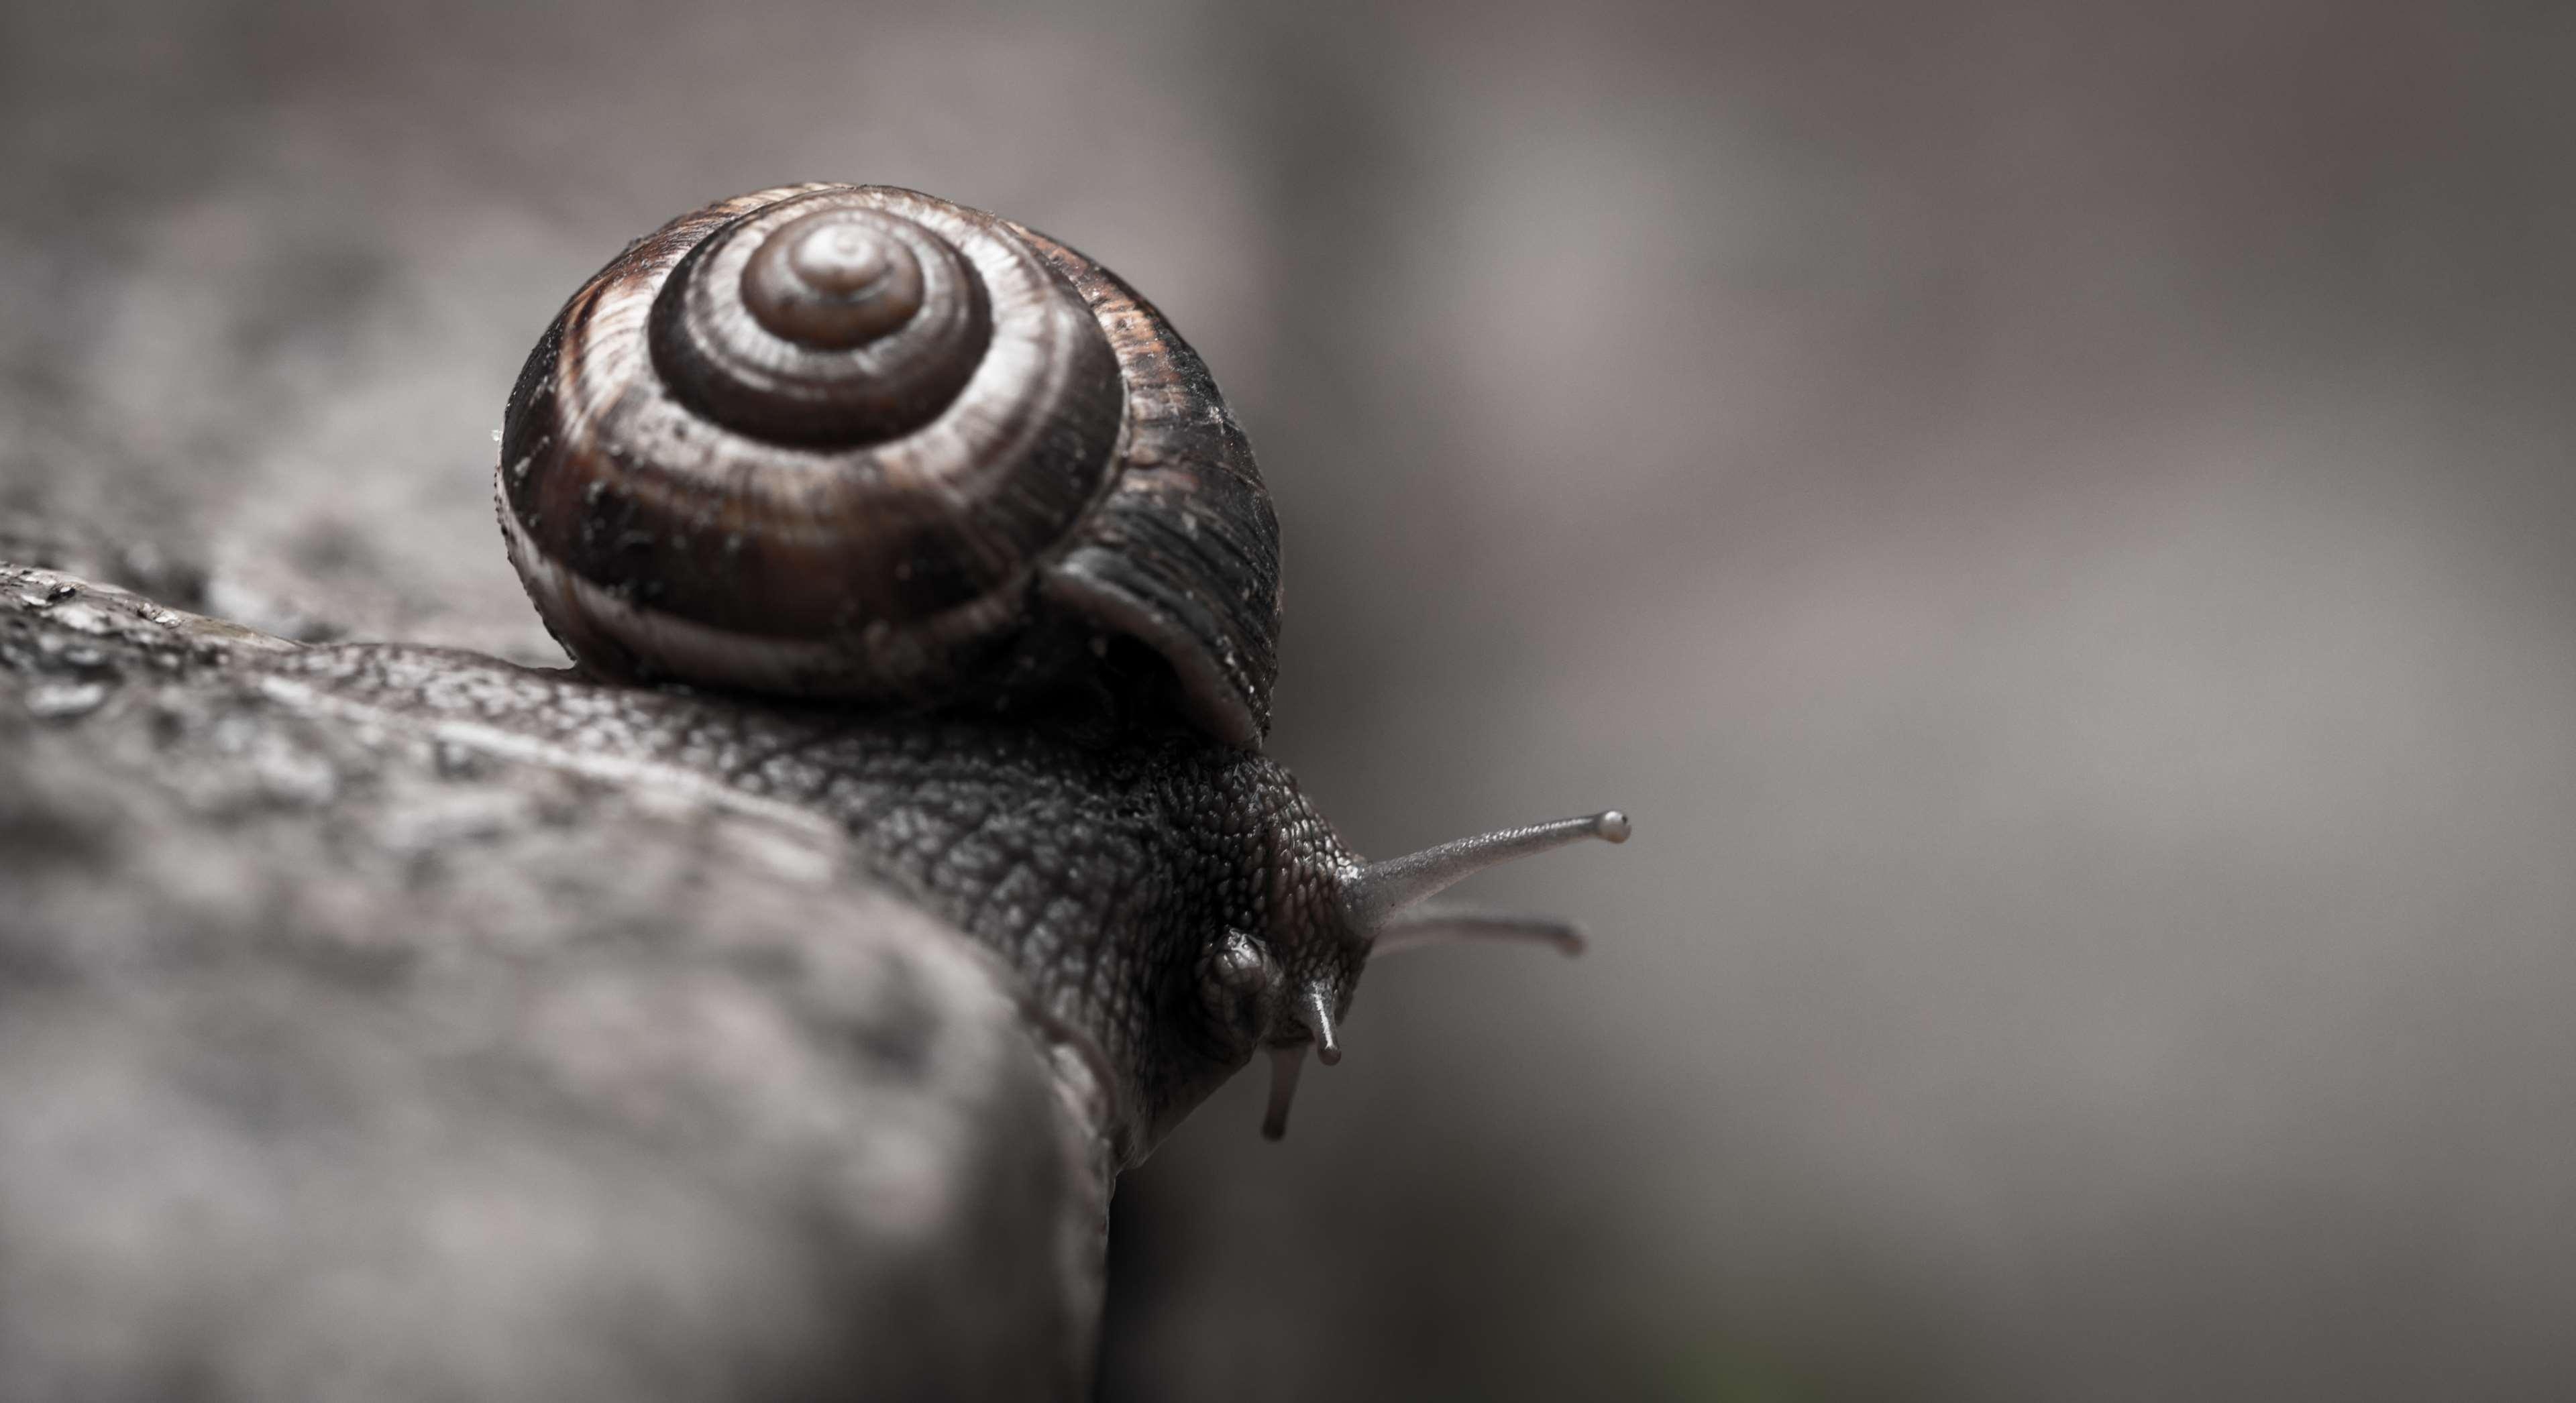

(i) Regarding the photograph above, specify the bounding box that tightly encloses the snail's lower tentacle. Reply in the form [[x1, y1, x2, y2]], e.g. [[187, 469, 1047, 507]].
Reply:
[[1260, 1045, 1307, 1141]]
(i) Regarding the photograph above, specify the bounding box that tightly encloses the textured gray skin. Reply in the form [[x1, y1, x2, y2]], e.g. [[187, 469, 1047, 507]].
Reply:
[[264, 618, 1358, 1160], [1, 557, 1324, 1400]]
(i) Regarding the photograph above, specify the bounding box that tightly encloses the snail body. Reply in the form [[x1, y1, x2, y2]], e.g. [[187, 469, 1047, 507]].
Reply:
[[496, 186, 1625, 1153]]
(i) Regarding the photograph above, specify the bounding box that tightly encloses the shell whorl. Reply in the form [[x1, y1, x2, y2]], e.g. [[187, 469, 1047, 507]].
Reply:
[[653, 201, 999, 444], [498, 184, 1279, 746]]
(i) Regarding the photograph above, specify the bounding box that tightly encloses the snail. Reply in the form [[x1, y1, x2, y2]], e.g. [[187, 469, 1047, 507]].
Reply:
[[495, 184, 1626, 1154]]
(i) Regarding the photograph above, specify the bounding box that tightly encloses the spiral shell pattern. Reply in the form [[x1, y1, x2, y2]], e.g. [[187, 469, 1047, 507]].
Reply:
[[497, 185, 1279, 746]]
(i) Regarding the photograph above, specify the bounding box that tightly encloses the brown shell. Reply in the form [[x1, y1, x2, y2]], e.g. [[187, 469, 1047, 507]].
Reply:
[[496, 185, 1279, 747]]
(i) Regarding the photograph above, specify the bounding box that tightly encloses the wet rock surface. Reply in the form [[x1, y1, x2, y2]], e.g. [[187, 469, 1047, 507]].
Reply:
[[0, 560, 1107, 1402]]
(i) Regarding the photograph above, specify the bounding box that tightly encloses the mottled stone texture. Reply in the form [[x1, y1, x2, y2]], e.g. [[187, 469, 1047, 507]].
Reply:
[[0, 561, 1111, 1402]]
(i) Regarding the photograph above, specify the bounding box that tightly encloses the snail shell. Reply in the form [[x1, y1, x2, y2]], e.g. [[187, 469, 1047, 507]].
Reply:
[[497, 184, 1279, 748]]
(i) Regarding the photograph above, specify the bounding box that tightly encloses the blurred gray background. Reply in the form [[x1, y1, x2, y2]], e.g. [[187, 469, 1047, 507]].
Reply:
[[5, 0, 2573, 1398]]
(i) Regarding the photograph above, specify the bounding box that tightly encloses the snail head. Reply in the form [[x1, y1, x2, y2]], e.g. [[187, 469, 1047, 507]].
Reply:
[[1193, 805, 1633, 1141]]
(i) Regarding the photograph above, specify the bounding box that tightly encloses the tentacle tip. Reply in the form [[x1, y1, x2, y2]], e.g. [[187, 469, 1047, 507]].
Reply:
[[1314, 1042, 1343, 1067], [1554, 928, 1591, 957], [1593, 809, 1631, 844], [1260, 1113, 1289, 1141]]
